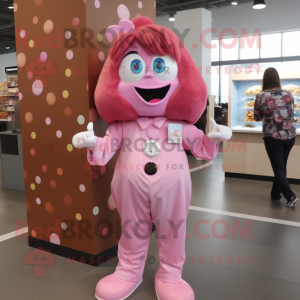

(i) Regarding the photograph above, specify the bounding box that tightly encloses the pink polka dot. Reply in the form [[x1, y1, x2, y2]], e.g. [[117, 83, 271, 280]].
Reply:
[[79, 184, 85, 192], [27, 71, 33, 80], [56, 130, 62, 138], [35, 176, 41, 184], [94, 0, 100, 8], [40, 52, 48, 63], [19, 92, 23, 100], [136, 12, 141, 17], [17, 52, 26, 68], [102, 227, 108, 236], [65, 31, 71, 39], [72, 18, 80, 27], [42, 165, 47, 172], [33, 16, 38, 24], [36, 198, 41, 205], [44, 20, 54, 35], [50, 233, 60, 245], [66, 50, 73, 60], [98, 51, 105, 61], [45, 117, 51, 125], [83, 0, 86, 3], [117, 4, 130, 20], [32, 80, 43, 96], [138, 1, 143, 9], [192, 43, 198, 49], [20, 30, 26, 38], [31, 230, 37, 237], [108, 195, 116, 210], [61, 222, 67, 230]]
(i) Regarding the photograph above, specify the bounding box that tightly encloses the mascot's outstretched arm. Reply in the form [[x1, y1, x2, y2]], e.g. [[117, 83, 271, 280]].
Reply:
[[181, 118, 232, 160], [72, 122, 123, 166]]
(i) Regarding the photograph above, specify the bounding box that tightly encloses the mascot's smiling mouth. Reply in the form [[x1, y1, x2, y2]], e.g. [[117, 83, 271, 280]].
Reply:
[[135, 85, 171, 104]]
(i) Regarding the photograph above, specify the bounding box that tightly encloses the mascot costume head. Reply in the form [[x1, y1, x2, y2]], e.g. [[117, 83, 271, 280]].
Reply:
[[95, 16, 207, 124]]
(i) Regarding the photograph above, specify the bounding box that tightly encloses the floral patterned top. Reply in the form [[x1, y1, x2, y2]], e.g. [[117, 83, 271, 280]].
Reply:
[[254, 88, 296, 140]]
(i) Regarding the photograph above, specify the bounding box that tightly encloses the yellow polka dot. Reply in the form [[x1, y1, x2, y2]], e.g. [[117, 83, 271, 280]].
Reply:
[[31, 132, 36, 139], [97, 33, 103, 42], [76, 213, 82, 221], [67, 144, 73, 152], [29, 40, 34, 48], [63, 90, 69, 98], [30, 183, 35, 190], [65, 68, 72, 77]]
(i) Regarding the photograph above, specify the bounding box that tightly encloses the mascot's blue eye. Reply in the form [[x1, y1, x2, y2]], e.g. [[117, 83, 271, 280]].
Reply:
[[130, 59, 143, 74], [153, 58, 165, 74]]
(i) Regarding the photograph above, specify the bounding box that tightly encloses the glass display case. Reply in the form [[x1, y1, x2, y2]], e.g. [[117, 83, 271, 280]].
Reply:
[[230, 78, 300, 133]]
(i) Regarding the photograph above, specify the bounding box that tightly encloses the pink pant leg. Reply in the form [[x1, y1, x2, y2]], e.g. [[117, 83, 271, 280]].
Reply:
[[151, 177, 191, 283], [112, 177, 152, 282]]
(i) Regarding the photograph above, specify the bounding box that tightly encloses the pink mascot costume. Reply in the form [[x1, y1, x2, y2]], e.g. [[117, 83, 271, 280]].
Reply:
[[73, 17, 232, 300]]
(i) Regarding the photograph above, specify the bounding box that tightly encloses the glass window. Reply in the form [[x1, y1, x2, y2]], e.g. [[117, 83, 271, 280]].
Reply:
[[240, 35, 260, 59], [260, 33, 281, 58], [220, 37, 239, 61], [211, 40, 219, 62], [282, 31, 300, 57], [211, 66, 219, 102]]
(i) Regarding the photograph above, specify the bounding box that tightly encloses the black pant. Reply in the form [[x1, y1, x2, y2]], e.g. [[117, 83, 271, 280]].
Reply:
[[264, 137, 296, 200]]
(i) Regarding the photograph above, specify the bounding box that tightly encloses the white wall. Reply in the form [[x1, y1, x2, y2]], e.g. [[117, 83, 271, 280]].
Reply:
[[0, 53, 17, 80], [211, 0, 300, 39], [157, 9, 212, 93]]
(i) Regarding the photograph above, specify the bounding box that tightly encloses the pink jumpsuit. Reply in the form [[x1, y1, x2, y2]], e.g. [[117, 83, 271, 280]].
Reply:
[[88, 116, 218, 283]]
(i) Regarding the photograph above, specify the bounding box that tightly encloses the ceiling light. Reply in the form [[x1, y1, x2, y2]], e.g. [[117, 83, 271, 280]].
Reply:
[[169, 13, 175, 21], [231, 2, 238, 5], [8, 2, 14, 9], [253, 0, 266, 9], [6, 47, 10, 49]]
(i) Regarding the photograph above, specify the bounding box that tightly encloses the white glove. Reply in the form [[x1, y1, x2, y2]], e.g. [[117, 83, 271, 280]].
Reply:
[[207, 118, 232, 144], [72, 122, 96, 149]]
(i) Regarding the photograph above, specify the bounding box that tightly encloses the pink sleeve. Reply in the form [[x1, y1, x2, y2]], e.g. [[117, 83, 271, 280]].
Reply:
[[87, 122, 122, 166], [182, 123, 218, 161]]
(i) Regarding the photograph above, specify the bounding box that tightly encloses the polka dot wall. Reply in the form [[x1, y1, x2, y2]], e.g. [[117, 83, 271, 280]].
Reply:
[[13, 0, 156, 257]]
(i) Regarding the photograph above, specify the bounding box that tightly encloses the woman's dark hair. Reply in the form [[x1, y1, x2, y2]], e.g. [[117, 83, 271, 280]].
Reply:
[[262, 68, 282, 91]]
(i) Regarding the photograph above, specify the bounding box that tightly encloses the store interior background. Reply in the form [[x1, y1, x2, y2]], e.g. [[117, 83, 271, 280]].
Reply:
[[1, 0, 300, 299]]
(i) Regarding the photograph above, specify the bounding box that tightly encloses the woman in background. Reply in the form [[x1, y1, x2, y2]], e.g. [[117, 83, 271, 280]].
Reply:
[[254, 68, 298, 208]]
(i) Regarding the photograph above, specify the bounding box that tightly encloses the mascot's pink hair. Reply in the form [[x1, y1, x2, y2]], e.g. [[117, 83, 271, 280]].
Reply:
[[95, 16, 207, 125]]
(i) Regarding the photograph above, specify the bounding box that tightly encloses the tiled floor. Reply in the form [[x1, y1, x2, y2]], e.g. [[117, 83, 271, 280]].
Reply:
[[1, 154, 300, 300]]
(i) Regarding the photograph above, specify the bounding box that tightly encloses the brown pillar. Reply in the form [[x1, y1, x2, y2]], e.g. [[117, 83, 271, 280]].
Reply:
[[14, 0, 155, 266]]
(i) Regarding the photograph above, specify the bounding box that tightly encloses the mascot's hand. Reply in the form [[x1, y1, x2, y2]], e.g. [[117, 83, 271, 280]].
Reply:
[[207, 118, 232, 144], [72, 122, 96, 149]]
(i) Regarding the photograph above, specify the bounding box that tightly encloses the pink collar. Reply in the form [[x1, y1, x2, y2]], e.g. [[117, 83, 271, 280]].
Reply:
[[135, 117, 167, 129]]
